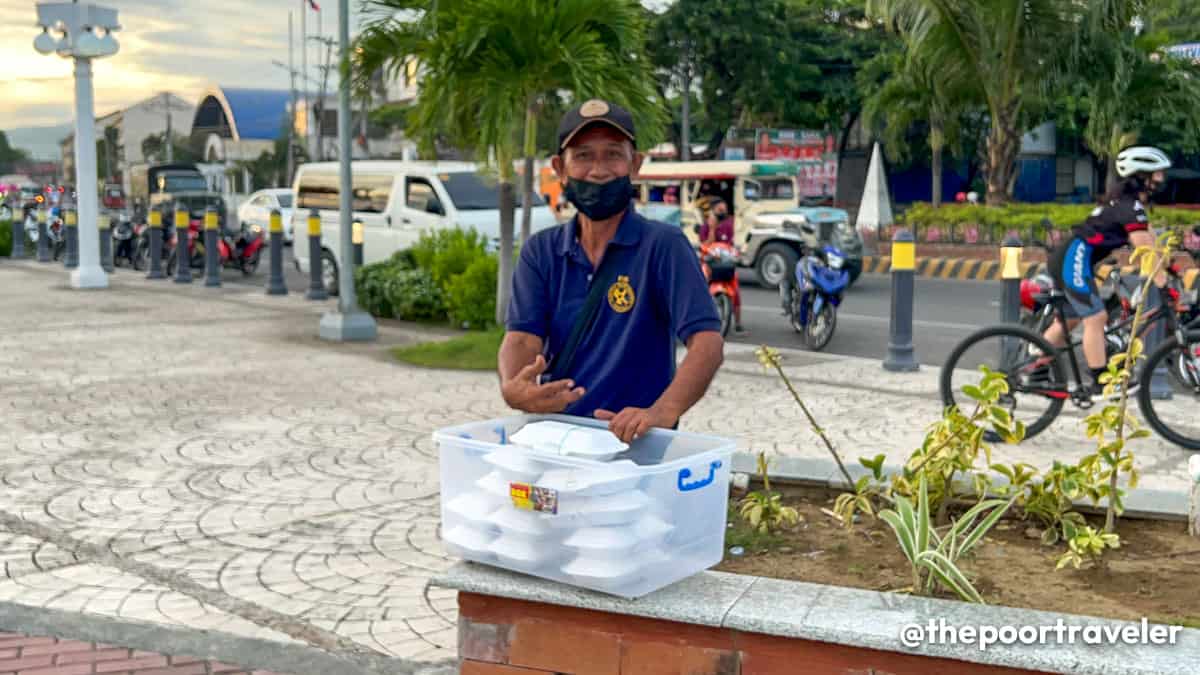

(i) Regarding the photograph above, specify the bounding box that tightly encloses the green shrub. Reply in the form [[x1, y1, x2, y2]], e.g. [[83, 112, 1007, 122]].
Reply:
[[354, 258, 446, 321], [445, 254, 499, 330], [411, 227, 488, 288], [0, 221, 11, 257], [391, 268, 447, 321], [896, 203, 1200, 245]]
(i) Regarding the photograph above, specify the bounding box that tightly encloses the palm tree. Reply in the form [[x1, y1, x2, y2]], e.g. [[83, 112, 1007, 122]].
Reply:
[[355, 0, 664, 325], [866, 0, 1142, 206], [864, 50, 975, 208]]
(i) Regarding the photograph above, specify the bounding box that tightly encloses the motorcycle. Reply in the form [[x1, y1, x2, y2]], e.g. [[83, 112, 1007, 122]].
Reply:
[[166, 220, 264, 276], [780, 243, 850, 350], [164, 217, 204, 276], [698, 240, 741, 337]]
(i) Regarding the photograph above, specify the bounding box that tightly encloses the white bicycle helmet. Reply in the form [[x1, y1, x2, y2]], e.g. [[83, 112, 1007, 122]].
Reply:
[[1115, 146, 1172, 177]]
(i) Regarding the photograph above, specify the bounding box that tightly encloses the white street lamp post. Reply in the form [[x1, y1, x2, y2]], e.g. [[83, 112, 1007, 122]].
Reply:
[[34, 1, 121, 290]]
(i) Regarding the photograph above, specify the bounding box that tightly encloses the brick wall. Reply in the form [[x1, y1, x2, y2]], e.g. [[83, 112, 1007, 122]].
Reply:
[[456, 592, 1049, 675]]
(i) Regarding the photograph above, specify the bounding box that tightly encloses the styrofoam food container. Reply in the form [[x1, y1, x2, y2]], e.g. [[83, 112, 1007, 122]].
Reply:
[[560, 547, 668, 588], [445, 492, 504, 522], [509, 420, 629, 461], [481, 447, 545, 482], [561, 515, 673, 557], [536, 461, 643, 497], [442, 524, 497, 558], [488, 533, 565, 567], [545, 490, 651, 529], [487, 506, 555, 538]]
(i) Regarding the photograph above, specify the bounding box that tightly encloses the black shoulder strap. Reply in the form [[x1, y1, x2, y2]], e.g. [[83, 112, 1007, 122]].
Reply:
[[544, 246, 626, 383]]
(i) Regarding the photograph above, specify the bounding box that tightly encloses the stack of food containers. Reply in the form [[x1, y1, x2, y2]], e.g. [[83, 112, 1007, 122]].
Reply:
[[435, 414, 735, 598]]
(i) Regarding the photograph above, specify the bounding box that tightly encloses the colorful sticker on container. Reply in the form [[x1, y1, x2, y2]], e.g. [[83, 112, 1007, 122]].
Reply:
[[509, 482, 558, 514]]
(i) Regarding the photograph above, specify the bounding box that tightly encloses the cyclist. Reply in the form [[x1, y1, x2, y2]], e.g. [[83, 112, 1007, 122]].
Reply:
[[1043, 145, 1174, 398]]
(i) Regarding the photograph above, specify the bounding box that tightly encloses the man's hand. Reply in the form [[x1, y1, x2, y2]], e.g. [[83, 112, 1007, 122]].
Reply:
[[594, 405, 679, 443], [500, 354, 586, 413]]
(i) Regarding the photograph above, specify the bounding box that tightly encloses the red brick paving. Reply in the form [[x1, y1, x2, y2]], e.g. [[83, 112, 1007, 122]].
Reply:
[[0, 632, 293, 674]]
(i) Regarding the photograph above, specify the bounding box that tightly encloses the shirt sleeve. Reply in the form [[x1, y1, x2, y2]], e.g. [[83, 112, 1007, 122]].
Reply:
[[505, 239, 551, 338], [657, 230, 722, 343]]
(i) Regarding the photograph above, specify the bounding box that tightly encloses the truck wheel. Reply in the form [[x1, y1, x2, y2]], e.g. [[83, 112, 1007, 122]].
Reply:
[[754, 243, 798, 290]]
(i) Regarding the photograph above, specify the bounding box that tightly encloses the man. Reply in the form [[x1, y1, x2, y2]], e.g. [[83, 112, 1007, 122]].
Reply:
[[499, 99, 724, 443]]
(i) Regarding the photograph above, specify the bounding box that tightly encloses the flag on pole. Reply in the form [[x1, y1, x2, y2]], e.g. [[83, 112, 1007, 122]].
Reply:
[[308, 0, 320, 10]]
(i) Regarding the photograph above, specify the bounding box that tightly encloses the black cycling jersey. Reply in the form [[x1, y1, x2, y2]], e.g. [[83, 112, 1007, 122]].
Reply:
[[1071, 194, 1149, 264]]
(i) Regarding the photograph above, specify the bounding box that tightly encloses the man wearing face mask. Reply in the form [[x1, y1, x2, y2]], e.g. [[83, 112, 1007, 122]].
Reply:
[[499, 99, 725, 443]]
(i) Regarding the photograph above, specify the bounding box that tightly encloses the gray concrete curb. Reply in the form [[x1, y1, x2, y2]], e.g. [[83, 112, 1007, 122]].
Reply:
[[0, 600, 455, 675], [435, 562, 1200, 675], [731, 451, 1189, 521]]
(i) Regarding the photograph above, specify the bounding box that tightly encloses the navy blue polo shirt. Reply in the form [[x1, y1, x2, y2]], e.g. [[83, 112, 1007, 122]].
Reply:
[[506, 208, 721, 417]]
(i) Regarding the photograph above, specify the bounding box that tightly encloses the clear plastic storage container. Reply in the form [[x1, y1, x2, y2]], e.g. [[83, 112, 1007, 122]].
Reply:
[[434, 413, 736, 598]]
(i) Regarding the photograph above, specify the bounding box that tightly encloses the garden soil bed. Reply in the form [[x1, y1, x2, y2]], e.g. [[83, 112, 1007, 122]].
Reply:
[[714, 483, 1200, 627]]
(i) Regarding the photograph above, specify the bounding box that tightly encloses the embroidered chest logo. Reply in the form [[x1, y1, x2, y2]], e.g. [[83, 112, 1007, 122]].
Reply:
[[607, 275, 635, 313]]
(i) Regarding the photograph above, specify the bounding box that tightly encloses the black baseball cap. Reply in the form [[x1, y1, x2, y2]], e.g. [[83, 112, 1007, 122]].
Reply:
[[557, 99, 636, 153]]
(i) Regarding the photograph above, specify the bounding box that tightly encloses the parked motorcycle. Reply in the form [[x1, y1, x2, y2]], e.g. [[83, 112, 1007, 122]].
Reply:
[[698, 240, 741, 337], [780, 244, 850, 350], [165, 220, 264, 276]]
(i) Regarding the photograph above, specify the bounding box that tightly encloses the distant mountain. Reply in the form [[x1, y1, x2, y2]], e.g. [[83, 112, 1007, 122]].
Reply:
[[3, 123, 72, 161]]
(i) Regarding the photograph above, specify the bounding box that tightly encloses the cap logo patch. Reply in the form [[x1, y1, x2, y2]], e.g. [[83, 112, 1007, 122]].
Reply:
[[580, 100, 609, 117]]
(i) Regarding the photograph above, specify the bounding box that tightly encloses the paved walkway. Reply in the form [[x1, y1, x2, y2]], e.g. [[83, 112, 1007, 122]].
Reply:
[[0, 260, 1193, 672], [0, 630, 287, 674]]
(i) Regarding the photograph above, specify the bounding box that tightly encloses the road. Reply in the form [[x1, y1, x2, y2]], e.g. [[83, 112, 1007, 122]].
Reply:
[[729, 272, 1004, 367], [204, 249, 1001, 367]]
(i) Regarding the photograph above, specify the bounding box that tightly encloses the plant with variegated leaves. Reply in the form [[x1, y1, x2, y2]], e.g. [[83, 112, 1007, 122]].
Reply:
[[878, 473, 1015, 603]]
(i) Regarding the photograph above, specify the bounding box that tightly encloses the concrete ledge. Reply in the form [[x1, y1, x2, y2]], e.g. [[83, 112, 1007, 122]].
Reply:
[[731, 452, 1190, 521], [434, 561, 1200, 675], [0, 599, 453, 675]]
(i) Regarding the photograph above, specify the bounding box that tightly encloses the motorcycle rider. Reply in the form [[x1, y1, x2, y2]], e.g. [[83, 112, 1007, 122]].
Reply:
[[699, 198, 746, 335], [1042, 145, 1175, 398]]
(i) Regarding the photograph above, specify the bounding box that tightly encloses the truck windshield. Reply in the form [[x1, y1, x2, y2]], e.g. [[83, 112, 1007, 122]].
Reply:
[[158, 173, 208, 193], [441, 172, 544, 210]]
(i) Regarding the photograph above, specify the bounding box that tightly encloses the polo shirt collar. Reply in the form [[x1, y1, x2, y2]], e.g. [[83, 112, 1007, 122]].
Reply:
[[558, 204, 644, 256]]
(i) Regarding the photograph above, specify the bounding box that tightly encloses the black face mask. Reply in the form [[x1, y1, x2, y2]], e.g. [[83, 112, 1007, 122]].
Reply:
[[564, 176, 635, 221]]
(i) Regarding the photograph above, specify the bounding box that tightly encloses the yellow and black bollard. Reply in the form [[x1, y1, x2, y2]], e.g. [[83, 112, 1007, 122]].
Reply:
[[146, 207, 165, 279], [203, 206, 221, 287], [173, 202, 192, 284], [64, 208, 79, 269], [883, 228, 919, 372], [98, 213, 114, 273], [306, 209, 328, 300], [36, 207, 50, 262], [266, 209, 288, 296], [1000, 235, 1023, 324]]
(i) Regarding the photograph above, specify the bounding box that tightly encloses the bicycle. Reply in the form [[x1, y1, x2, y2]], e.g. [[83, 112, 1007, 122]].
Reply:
[[940, 256, 1200, 449]]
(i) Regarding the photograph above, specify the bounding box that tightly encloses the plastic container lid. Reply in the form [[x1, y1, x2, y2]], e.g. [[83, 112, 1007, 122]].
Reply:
[[509, 421, 629, 461], [481, 448, 545, 482]]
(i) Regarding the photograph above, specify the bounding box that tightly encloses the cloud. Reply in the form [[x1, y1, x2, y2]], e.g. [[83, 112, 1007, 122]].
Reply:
[[0, 0, 369, 128]]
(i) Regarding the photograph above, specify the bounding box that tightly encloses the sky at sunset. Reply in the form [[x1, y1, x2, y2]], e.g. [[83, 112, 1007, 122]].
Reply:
[[0, 0, 367, 129]]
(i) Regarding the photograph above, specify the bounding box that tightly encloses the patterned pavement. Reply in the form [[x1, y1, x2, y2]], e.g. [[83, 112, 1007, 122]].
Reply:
[[0, 260, 1192, 671]]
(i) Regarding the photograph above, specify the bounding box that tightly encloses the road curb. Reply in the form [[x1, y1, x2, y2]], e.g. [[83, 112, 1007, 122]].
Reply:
[[861, 255, 1200, 289]]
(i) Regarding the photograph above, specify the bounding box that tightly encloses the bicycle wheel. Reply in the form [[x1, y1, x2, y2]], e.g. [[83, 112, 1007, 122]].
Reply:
[[1137, 331, 1200, 450], [941, 325, 1067, 443]]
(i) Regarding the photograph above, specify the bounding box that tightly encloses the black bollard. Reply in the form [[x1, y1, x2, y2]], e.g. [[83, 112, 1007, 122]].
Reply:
[[203, 206, 221, 287], [306, 209, 328, 301], [1143, 279, 1172, 400], [99, 214, 114, 273], [64, 209, 79, 269], [146, 208, 165, 279], [266, 209, 288, 295], [1000, 234, 1023, 324], [883, 229, 919, 372], [173, 203, 192, 284], [36, 208, 50, 262]]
